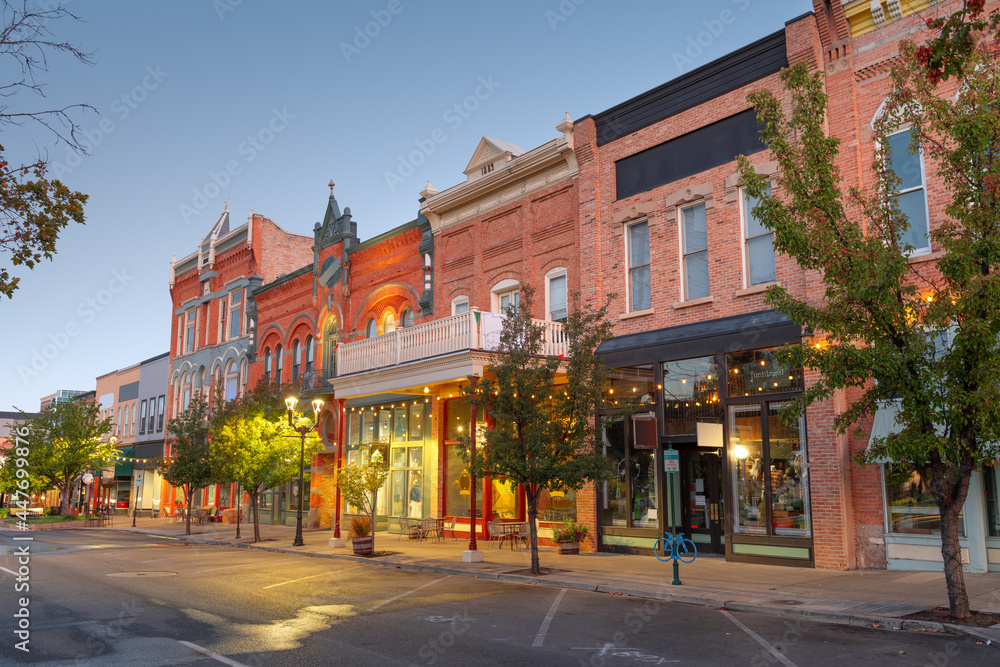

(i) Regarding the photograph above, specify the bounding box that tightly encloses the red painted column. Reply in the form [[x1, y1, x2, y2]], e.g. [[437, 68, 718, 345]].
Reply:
[[468, 376, 478, 551], [333, 398, 346, 538]]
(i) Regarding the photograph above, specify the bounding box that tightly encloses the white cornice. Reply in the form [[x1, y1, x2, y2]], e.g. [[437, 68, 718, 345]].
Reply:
[[420, 136, 578, 235]]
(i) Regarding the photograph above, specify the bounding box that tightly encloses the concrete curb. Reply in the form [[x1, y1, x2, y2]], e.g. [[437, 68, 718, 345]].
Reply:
[[122, 528, 999, 646]]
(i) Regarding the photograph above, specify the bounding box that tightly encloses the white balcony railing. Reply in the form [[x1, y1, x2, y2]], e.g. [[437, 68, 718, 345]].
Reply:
[[336, 310, 567, 376]]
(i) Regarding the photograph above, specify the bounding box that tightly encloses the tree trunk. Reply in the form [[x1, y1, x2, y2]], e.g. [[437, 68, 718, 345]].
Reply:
[[59, 483, 70, 515], [251, 488, 261, 543], [183, 485, 193, 536], [930, 450, 973, 619], [527, 490, 540, 575]]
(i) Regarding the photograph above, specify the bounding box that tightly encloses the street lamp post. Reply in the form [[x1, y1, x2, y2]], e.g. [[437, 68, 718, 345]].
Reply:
[[286, 396, 323, 547], [131, 470, 141, 528]]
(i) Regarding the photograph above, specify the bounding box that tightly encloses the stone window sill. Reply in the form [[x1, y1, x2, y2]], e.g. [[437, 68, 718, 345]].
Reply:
[[907, 250, 943, 264], [735, 281, 778, 297], [673, 295, 714, 310], [619, 308, 655, 320]]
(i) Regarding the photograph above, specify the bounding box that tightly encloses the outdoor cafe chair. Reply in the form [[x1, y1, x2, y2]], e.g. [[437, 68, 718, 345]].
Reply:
[[485, 520, 500, 550]]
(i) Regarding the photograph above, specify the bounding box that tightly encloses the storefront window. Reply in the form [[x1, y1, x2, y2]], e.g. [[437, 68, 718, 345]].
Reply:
[[349, 411, 360, 446], [603, 420, 628, 526], [603, 365, 656, 408], [662, 356, 721, 436], [885, 462, 965, 536], [538, 486, 576, 522], [445, 444, 481, 518], [492, 478, 519, 519], [377, 409, 391, 444], [986, 465, 1000, 538], [220, 483, 232, 508], [361, 411, 374, 444], [394, 406, 408, 441], [631, 447, 658, 528], [409, 403, 425, 440], [730, 403, 766, 534], [767, 402, 809, 536], [726, 347, 804, 397]]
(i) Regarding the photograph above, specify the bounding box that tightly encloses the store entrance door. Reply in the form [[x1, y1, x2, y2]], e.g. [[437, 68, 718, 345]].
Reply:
[[678, 445, 725, 555]]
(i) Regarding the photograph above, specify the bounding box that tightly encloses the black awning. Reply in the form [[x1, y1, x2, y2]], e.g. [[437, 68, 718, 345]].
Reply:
[[595, 310, 800, 367]]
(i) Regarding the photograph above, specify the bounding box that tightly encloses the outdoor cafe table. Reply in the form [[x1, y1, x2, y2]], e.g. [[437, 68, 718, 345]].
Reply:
[[495, 521, 522, 550]]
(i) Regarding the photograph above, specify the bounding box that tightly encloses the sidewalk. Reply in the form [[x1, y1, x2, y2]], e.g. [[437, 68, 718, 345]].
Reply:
[[109, 516, 1000, 645]]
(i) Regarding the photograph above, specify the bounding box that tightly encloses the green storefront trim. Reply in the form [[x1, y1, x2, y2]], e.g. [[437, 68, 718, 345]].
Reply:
[[732, 542, 810, 559], [114, 447, 134, 477]]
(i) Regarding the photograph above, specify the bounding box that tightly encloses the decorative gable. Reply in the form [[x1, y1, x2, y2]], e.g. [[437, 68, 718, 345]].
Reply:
[[463, 136, 524, 183]]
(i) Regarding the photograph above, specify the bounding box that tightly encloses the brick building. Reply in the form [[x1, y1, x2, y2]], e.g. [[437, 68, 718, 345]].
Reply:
[[564, 0, 1000, 571], [166, 205, 313, 515]]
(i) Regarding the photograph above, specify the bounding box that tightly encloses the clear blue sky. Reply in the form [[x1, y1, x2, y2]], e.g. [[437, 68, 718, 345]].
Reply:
[[0, 0, 811, 411]]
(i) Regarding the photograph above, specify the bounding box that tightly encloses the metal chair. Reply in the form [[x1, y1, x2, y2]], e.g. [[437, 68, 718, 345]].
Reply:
[[444, 516, 458, 539], [420, 517, 440, 542], [515, 522, 530, 549], [485, 520, 500, 550]]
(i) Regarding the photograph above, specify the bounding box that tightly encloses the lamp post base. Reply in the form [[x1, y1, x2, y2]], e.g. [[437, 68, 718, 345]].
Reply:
[[329, 537, 346, 548], [462, 550, 484, 563]]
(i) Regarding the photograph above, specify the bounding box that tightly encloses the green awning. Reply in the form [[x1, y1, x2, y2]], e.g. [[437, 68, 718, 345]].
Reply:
[[114, 447, 133, 477]]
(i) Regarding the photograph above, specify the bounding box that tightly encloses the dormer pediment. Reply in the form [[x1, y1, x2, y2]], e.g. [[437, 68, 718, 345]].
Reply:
[[463, 136, 524, 182]]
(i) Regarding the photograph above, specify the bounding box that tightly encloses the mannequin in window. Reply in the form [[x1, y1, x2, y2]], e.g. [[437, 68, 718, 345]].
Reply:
[[409, 477, 422, 518]]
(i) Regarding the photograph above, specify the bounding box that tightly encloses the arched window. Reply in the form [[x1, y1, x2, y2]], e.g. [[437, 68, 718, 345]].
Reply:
[[366, 318, 377, 338], [401, 307, 414, 328], [240, 358, 248, 397], [383, 312, 396, 335], [182, 372, 191, 411], [264, 347, 272, 382], [323, 316, 338, 376], [275, 344, 283, 382], [305, 335, 314, 373], [225, 360, 238, 401], [292, 339, 301, 383]]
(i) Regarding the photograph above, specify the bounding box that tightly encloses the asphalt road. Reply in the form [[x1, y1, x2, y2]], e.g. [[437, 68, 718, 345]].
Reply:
[[0, 529, 991, 666]]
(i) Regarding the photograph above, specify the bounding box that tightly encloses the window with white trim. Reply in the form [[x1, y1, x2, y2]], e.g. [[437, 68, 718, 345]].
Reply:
[[292, 339, 301, 383], [218, 296, 227, 342], [741, 184, 776, 286], [491, 279, 520, 315], [383, 312, 396, 334], [451, 297, 469, 315], [229, 289, 243, 339], [185, 310, 195, 354], [225, 360, 238, 401], [304, 336, 314, 373], [264, 347, 272, 382], [545, 268, 568, 322], [626, 220, 651, 311], [157, 396, 165, 432], [366, 318, 377, 338], [887, 128, 931, 254], [680, 202, 709, 300], [275, 344, 283, 382], [139, 400, 147, 435], [400, 307, 414, 328]]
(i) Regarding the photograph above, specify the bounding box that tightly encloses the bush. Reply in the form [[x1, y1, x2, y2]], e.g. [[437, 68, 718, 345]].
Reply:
[[552, 520, 588, 543], [348, 515, 371, 538]]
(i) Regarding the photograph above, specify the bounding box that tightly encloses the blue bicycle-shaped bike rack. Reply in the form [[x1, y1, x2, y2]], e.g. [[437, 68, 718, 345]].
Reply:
[[653, 531, 697, 563], [653, 531, 697, 585]]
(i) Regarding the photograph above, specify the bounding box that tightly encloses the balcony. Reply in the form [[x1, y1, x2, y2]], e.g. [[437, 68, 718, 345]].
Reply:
[[297, 368, 338, 394], [336, 310, 567, 377]]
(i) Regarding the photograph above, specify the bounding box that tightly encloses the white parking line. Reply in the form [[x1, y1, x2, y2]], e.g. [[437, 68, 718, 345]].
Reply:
[[532, 587, 568, 647], [370, 575, 451, 610], [177, 640, 249, 666], [191, 560, 283, 574], [0, 566, 17, 576], [720, 610, 798, 667], [262, 566, 361, 589]]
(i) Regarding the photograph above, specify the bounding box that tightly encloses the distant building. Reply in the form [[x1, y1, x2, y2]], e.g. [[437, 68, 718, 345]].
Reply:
[[38, 389, 87, 411]]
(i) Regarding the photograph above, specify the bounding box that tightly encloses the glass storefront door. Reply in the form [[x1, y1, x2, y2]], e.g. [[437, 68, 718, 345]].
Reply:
[[679, 445, 725, 554]]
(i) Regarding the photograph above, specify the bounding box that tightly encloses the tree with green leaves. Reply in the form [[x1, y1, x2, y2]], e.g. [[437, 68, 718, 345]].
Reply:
[[0, 1, 94, 299], [459, 286, 618, 574], [156, 393, 215, 536], [211, 382, 321, 543], [735, 3, 1000, 619], [336, 447, 390, 554], [0, 400, 114, 514]]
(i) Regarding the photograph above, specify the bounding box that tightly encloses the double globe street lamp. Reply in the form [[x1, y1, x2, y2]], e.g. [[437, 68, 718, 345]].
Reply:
[[285, 397, 323, 547]]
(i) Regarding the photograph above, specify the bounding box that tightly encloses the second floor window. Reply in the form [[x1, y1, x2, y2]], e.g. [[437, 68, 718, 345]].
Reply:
[[229, 290, 242, 339], [138, 400, 147, 435], [627, 221, 651, 311], [275, 344, 283, 382], [185, 311, 195, 353], [681, 203, 709, 300], [452, 297, 469, 315], [888, 128, 930, 254], [743, 184, 776, 286], [305, 336, 314, 373], [292, 340, 301, 383], [366, 319, 377, 338], [547, 270, 567, 322], [157, 396, 165, 432]]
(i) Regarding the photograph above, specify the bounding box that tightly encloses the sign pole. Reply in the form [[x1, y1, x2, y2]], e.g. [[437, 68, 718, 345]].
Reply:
[[665, 442, 681, 585]]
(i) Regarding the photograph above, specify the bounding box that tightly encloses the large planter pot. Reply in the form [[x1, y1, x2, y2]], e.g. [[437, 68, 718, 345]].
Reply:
[[557, 541, 580, 555], [351, 535, 373, 556]]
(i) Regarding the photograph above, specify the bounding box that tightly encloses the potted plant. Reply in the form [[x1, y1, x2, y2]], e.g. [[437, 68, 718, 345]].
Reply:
[[336, 447, 390, 556], [552, 520, 588, 555], [348, 515, 373, 556]]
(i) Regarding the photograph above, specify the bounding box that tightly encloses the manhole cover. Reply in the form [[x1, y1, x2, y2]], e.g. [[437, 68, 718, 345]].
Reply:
[[770, 600, 804, 606], [107, 571, 178, 578]]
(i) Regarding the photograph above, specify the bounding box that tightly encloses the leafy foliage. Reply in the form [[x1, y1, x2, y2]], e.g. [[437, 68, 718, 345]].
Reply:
[[336, 448, 389, 552], [460, 286, 619, 574], [735, 6, 1000, 617], [551, 520, 589, 544], [210, 381, 321, 543], [0, 400, 114, 513], [155, 393, 215, 535], [0, 1, 94, 299]]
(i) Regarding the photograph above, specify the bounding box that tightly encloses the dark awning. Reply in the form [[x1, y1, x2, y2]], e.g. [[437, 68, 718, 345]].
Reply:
[[114, 447, 133, 477], [595, 309, 800, 367]]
